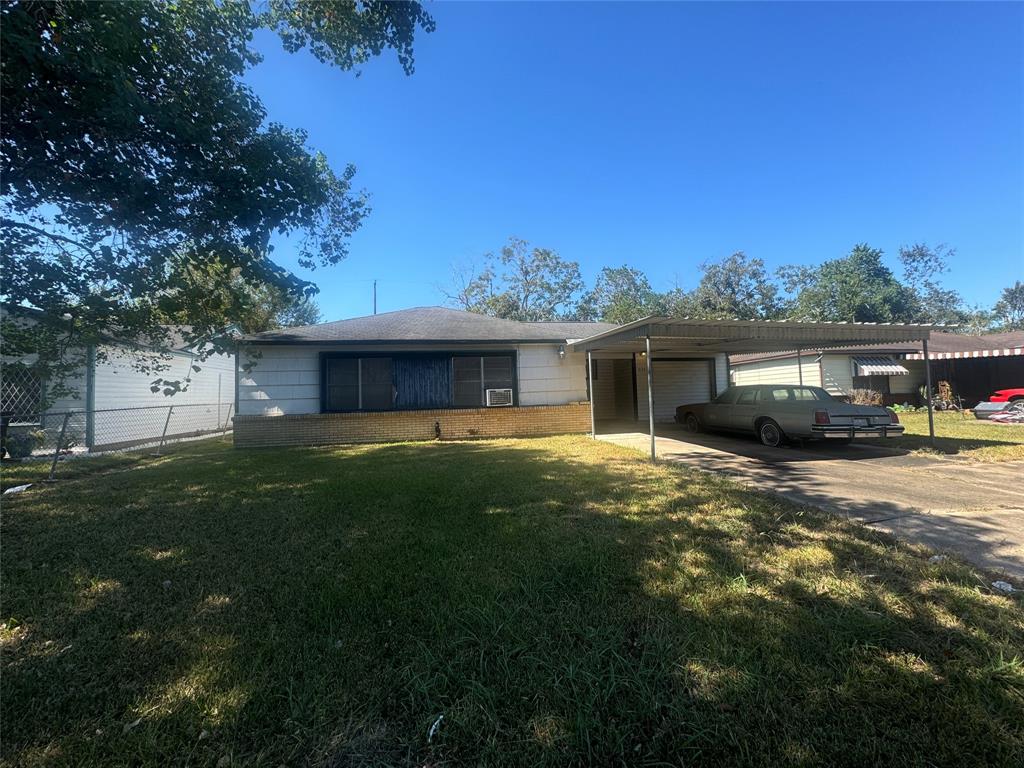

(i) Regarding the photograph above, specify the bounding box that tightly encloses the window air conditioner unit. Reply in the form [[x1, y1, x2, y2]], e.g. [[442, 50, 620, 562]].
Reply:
[[485, 388, 513, 407]]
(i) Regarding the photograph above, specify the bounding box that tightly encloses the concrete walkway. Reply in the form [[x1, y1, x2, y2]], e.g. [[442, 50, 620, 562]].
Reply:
[[599, 427, 1024, 578]]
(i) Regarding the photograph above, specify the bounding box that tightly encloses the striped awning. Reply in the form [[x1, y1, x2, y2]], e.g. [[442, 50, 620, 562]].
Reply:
[[853, 356, 910, 376]]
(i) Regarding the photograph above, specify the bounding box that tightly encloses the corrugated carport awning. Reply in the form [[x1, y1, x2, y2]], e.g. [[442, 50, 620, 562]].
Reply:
[[853, 356, 910, 376], [573, 316, 941, 461], [567, 316, 939, 355]]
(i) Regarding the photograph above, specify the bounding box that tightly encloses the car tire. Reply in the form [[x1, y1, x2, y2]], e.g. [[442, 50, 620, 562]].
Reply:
[[684, 413, 701, 433], [757, 419, 785, 448]]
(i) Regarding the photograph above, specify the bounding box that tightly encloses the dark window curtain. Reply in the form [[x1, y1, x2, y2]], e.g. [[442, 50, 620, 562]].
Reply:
[[483, 356, 514, 392], [360, 357, 394, 409], [326, 358, 359, 410], [324, 353, 514, 411], [452, 356, 482, 407], [394, 357, 451, 409]]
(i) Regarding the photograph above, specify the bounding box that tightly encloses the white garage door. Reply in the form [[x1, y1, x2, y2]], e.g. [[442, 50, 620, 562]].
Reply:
[[652, 360, 712, 422]]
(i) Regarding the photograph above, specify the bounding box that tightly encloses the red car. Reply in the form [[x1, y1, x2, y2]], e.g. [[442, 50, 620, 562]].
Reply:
[[974, 388, 1024, 419], [990, 388, 1024, 403]]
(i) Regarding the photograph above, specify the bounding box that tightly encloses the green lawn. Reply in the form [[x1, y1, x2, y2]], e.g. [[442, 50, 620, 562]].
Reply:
[[2, 436, 1022, 767], [878, 411, 1024, 462]]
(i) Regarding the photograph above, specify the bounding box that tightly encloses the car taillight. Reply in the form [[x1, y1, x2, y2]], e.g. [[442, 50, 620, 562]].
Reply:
[[813, 410, 831, 425], [886, 408, 899, 424]]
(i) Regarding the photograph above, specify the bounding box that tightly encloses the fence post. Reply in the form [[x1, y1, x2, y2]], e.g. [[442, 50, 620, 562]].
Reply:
[[152, 405, 174, 456], [47, 411, 72, 482], [221, 403, 233, 436]]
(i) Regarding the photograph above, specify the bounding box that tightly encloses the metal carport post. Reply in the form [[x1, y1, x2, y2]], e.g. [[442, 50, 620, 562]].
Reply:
[[923, 338, 935, 443], [646, 335, 655, 461]]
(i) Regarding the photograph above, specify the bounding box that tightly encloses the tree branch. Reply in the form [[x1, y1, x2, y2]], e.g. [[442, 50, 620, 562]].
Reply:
[[1, 218, 94, 254]]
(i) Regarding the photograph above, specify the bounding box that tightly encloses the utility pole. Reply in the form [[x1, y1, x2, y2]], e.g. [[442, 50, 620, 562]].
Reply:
[[373, 280, 377, 315]]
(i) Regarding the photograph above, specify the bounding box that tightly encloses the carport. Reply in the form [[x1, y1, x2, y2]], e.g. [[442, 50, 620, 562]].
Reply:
[[568, 317, 938, 460]]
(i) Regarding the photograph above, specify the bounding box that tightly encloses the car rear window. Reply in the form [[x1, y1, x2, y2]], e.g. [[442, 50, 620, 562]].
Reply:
[[766, 387, 830, 402]]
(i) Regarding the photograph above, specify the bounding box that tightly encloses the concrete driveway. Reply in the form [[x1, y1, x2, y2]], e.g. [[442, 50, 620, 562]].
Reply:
[[599, 425, 1024, 578]]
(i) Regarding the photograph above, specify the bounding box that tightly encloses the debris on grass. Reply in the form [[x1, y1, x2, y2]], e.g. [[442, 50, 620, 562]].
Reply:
[[122, 718, 142, 734], [991, 580, 1016, 594], [162, 580, 172, 590], [427, 714, 444, 743], [3, 484, 32, 495], [928, 555, 948, 564]]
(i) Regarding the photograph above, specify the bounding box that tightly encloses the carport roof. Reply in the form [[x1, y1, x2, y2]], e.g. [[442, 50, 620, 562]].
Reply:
[[566, 316, 939, 355]]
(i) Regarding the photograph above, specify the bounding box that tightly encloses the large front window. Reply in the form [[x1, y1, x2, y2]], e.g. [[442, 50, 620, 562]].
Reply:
[[321, 353, 515, 412], [324, 357, 395, 411]]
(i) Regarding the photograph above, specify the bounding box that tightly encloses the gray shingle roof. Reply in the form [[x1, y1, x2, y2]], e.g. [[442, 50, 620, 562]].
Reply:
[[242, 306, 618, 345]]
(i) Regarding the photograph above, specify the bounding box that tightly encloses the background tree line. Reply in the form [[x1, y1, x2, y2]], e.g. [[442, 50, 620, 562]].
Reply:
[[448, 237, 1024, 333]]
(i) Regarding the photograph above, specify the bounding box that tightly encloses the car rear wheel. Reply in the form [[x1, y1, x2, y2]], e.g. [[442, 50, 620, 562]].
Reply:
[[757, 419, 784, 448], [684, 413, 701, 433]]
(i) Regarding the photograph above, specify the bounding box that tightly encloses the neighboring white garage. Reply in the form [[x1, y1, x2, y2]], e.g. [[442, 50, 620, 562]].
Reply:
[[636, 358, 715, 422]]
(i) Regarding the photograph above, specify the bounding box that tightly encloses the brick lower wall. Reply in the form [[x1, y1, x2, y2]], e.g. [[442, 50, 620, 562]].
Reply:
[[233, 403, 591, 448]]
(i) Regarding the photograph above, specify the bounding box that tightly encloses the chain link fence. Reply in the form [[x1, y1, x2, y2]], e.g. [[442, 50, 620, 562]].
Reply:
[[1, 402, 233, 479]]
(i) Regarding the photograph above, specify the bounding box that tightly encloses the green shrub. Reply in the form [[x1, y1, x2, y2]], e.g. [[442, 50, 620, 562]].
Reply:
[[4, 430, 45, 460]]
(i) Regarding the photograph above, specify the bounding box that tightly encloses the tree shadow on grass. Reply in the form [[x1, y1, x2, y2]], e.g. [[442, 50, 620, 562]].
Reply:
[[2, 437, 1022, 767]]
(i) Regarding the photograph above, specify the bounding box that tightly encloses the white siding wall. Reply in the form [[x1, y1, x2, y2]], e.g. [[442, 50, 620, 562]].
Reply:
[[730, 357, 823, 388], [517, 345, 588, 406], [92, 346, 234, 409], [238, 343, 588, 416], [891, 359, 926, 395], [820, 354, 854, 395], [731, 354, 925, 399], [46, 367, 87, 414], [90, 345, 235, 447], [238, 345, 321, 415]]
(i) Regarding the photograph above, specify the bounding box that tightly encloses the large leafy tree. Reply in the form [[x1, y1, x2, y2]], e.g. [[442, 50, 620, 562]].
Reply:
[[682, 252, 785, 320], [780, 244, 918, 323], [992, 281, 1024, 331], [0, 0, 433, 397], [159, 256, 322, 335], [448, 238, 584, 321], [898, 243, 969, 326], [576, 266, 665, 324]]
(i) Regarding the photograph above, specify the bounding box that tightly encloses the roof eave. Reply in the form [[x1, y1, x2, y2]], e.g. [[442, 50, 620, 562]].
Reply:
[[238, 337, 575, 346]]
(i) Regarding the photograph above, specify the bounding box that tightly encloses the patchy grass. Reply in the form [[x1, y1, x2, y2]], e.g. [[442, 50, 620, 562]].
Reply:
[[881, 411, 1024, 462], [2, 436, 1022, 767], [1, 438, 233, 491]]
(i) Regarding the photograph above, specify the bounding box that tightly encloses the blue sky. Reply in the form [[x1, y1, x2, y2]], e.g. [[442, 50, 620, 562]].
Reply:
[[246, 1, 1024, 321]]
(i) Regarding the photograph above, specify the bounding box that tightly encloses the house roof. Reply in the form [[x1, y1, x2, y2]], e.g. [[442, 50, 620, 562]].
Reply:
[[729, 330, 1024, 365], [241, 306, 618, 345]]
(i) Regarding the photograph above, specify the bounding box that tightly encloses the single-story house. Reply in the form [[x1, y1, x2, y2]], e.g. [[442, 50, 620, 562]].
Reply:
[[729, 330, 1024, 406], [234, 307, 627, 446], [234, 307, 937, 452], [1, 305, 236, 452]]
